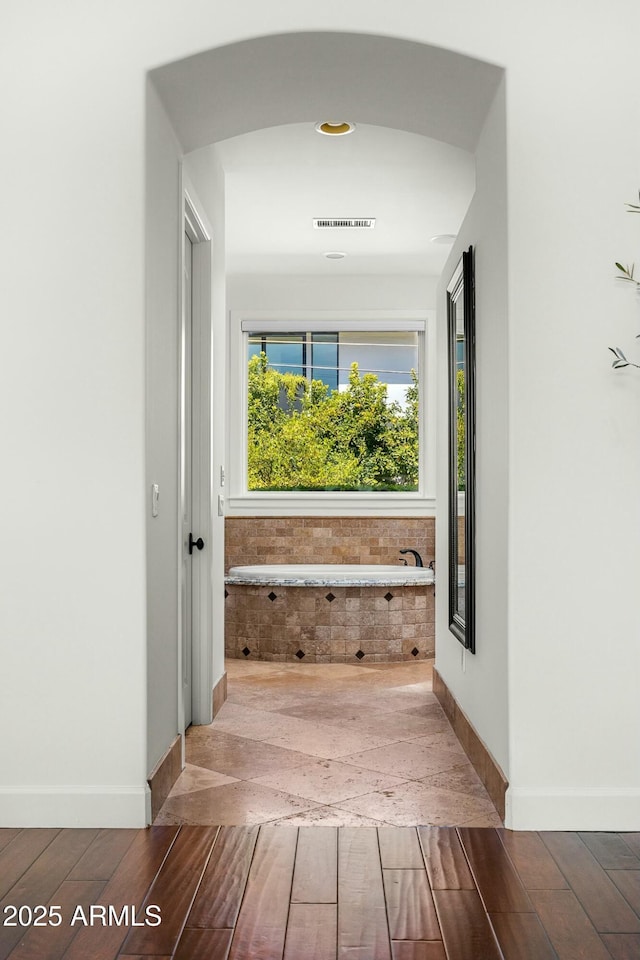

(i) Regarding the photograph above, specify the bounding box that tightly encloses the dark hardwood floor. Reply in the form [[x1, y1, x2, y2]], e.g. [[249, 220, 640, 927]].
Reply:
[[1, 825, 639, 959]]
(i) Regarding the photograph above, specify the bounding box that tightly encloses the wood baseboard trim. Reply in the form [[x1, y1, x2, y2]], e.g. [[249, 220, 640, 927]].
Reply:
[[147, 735, 182, 822], [212, 671, 227, 718], [433, 667, 508, 821]]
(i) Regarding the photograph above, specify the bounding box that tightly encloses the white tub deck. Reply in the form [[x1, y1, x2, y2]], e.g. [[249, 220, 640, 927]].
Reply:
[[225, 563, 434, 587]]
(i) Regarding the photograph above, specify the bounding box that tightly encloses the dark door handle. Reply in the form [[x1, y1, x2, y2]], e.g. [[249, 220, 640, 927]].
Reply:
[[189, 533, 205, 555]]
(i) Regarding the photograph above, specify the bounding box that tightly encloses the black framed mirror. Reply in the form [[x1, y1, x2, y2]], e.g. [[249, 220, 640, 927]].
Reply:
[[447, 246, 476, 652]]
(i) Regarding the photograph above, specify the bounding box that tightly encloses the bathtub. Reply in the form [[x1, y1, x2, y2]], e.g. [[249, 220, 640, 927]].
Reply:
[[224, 563, 435, 663]]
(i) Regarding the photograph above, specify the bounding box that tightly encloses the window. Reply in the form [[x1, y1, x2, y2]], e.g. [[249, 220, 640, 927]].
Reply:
[[229, 312, 435, 513], [248, 332, 339, 389]]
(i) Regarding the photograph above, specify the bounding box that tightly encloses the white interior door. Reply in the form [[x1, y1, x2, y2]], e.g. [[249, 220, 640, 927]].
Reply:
[[181, 183, 214, 731], [181, 230, 194, 729]]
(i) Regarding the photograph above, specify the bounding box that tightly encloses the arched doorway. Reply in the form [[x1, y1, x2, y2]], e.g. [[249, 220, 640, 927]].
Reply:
[[145, 31, 507, 824]]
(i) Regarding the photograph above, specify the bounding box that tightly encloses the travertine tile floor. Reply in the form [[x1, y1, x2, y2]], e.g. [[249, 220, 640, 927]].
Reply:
[[155, 659, 503, 827]]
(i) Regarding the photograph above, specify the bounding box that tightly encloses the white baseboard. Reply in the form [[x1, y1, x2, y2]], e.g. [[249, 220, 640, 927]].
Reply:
[[0, 785, 149, 827], [505, 787, 640, 831]]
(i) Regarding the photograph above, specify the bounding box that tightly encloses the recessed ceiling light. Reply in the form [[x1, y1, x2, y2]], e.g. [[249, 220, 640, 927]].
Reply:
[[324, 252, 346, 259], [315, 121, 356, 136], [430, 234, 457, 244]]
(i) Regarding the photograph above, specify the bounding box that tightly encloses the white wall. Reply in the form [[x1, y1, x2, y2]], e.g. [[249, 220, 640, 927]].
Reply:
[[1, 0, 639, 828], [436, 77, 509, 776], [183, 145, 228, 692], [504, 20, 640, 829], [227, 274, 437, 313], [146, 81, 181, 777], [146, 128, 227, 762], [0, 4, 150, 826]]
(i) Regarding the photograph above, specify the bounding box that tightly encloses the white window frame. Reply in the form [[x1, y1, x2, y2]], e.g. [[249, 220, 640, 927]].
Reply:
[[227, 310, 436, 516]]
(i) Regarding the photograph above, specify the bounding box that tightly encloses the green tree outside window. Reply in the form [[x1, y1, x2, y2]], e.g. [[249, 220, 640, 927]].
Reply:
[[247, 352, 419, 492]]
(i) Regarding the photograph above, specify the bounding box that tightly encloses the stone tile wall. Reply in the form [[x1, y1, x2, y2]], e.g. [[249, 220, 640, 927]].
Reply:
[[225, 516, 435, 570]]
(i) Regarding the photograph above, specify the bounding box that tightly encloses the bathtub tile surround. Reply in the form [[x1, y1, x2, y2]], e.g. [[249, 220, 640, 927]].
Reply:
[[225, 516, 434, 569], [225, 517, 435, 663], [225, 584, 434, 662]]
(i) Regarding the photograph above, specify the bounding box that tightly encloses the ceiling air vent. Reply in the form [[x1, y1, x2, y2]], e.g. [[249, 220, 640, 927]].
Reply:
[[313, 218, 376, 229]]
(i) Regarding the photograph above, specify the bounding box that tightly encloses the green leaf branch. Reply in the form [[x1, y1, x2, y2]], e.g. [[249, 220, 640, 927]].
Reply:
[[615, 262, 639, 286], [610, 192, 640, 369], [608, 345, 640, 370]]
